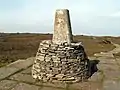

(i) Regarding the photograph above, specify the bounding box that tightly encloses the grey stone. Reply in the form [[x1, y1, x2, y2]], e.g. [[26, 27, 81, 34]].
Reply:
[[0, 67, 19, 80], [52, 56, 60, 62], [57, 48, 64, 51], [44, 44, 50, 48], [0, 80, 17, 90], [45, 55, 52, 62], [21, 67, 31, 74], [42, 47, 48, 50], [52, 9, 73, 44], [88, 71, 104, 82], [40, 87, 64, 90], [0, 57, 34, 80], [9, 73, 36, 83], [41, 40, 52, 44], [37, 53, 46, 56], [36, 56, 45, 61], [59, 45, 65, 48], [97, 57, 116, 64], [49, 53, 56, 56], [71, 42, 83, 46], [11, 83, 40, 90], [103, 80, 120, 90], [94, 52, 114, 58], [55, 74, 65, 79], [63, 77, 75, 81], [65, 47, 74, 50], [114, 58, 120, 66], [103, 70, 120, 80], [97, 64, 120, 71], [7, 57, 35, 69], [41, 49, 46, 53], [51, 44, 59, 48], [36, 82, 66, 89]]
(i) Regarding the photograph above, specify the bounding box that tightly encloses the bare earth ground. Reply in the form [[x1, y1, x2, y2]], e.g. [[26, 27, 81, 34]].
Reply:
[[0, 33, 117, 67]]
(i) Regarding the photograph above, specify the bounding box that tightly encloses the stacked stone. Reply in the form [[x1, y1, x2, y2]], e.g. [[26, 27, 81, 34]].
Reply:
[[32, 40, 89, 83]]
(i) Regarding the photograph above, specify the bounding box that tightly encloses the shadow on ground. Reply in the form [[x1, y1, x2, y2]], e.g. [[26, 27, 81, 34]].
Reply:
[[88, 59, 100, 78]]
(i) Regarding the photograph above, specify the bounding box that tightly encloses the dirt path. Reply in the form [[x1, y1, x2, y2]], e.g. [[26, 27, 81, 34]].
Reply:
[[88, 43, 120, 90]]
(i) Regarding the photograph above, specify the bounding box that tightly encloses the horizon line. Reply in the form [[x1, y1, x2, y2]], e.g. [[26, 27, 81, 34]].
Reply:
[[0, 32, 120, 37]]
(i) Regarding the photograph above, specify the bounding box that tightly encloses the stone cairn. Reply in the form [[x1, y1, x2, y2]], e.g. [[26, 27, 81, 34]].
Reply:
[[32, 9, 90, 83]]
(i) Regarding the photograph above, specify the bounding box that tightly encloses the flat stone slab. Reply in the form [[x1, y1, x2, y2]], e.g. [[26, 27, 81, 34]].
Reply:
[[36, 81, 66, 89], [0, 66, 21, 80], [9, 68, 66, 89], [114, 58, 120, 66], [94, 52, 114, 58], [104, 70, 120, 80], [11, 83, 40, 90], [9, 73, 36, 83], [97, 64, 120, 71], [97, 57, 116, 64], [0, 57, 35, 80], [20, 67, 31, 74], [7, 57, 35, 69], [103, 80, 120, 90], [40, 87, 63, 90], [0, 80, 17, 90], [88, 71, 104, 82], [69, 82, 103, 90], [11, 83, 64, 90], [109, 44, 120, 54]]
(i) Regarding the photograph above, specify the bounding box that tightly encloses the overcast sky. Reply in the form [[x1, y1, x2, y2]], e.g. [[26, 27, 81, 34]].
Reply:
[[0, 0, 120, 36]]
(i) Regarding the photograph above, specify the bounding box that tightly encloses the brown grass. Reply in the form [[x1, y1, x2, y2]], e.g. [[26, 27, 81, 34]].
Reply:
[[73, 35, 115, 56], [0, 33, 116, 67]]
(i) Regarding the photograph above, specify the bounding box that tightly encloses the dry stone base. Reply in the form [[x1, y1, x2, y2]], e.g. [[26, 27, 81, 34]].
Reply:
[[32, 40, 89, 83]]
